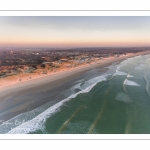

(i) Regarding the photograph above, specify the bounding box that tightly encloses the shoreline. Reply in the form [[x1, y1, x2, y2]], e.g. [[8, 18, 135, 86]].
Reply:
[[1, 51, 150, 98], [1, 51, 150, 91], [0, 51, 150, 121]]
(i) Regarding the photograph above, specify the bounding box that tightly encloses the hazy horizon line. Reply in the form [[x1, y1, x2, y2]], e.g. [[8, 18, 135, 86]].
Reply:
[[1, 45, 150, 49]]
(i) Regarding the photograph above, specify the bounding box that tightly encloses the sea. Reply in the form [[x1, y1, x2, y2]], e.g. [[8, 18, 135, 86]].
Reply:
[[1, 54, 150, 134]]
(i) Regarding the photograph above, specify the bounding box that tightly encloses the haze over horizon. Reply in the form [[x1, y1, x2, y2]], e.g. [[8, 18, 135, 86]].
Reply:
[[1, 16, 150, 48]]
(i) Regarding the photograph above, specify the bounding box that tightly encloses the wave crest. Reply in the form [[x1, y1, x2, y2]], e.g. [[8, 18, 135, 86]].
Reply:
[[123, 79, 140, 86]]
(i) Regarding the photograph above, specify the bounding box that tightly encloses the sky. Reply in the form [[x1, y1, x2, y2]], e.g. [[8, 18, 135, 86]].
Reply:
[[0, 16, 150, 48]]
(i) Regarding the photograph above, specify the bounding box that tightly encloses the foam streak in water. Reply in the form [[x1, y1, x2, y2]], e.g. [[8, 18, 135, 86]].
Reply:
[[114, 70, 128, 76], [123, 79, 140, 86], [7, 74, 109, 134], [127, 74, 134, 78]]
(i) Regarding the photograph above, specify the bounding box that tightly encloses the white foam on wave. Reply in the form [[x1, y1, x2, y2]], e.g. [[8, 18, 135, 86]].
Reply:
[[7, 74, 110, 134], [75, 79, 84, 83], [70, 83, 82, 91], [63, 82, 83, 97], [113, 59, 130, 76], [114, 70, 128, 76], [127, 74, 134, 78], [123, 79, 140, 86]]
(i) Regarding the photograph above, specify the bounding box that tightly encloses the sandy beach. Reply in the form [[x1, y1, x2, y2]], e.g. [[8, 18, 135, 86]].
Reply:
[[0, 50, 150, 121]]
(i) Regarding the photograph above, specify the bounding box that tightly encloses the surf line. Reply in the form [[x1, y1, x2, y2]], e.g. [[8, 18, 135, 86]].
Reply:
[[107, 74, 115, 81], [56, 105, 85, 134], [123, 79, 127, 92], [123, 71, 132, 92], [87, 86, 112, 134]]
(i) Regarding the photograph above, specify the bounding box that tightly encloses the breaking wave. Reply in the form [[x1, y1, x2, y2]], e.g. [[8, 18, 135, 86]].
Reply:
[[113, 58, 131, 76], [114, 70, 128, 76], [127, 74, 134, 78], [123, 79, 140, 86], [6, 74, 110, 134]]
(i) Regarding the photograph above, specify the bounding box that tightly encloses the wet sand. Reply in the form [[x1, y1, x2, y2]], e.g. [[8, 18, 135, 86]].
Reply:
[[0, 51, 150, 121]]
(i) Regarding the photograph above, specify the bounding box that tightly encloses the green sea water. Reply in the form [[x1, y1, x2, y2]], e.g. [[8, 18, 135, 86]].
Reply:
[[1, 54, 150, 134]]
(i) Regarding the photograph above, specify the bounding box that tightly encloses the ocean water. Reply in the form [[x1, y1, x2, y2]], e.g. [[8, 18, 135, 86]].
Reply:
[[1, 54, 150, 134]]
